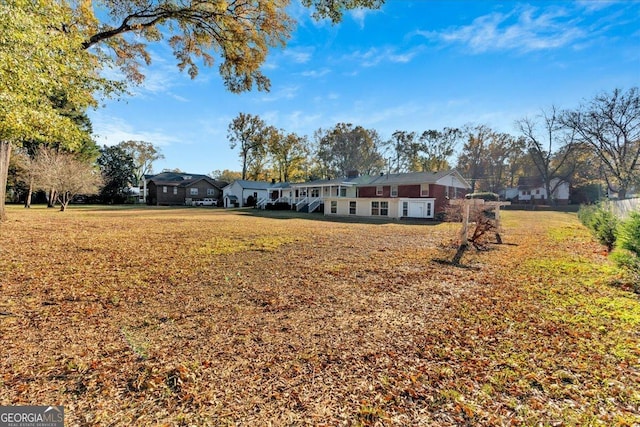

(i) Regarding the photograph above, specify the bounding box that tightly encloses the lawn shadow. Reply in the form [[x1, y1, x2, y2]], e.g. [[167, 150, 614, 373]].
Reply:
[[238, 208, 443, 226]]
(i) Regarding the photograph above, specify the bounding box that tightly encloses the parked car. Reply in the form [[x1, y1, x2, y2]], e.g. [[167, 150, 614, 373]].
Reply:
[[193, 198, 218, 206]]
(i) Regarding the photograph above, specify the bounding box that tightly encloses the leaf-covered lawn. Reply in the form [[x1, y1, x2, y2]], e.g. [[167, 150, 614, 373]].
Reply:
[[0, 206, 638, 426]]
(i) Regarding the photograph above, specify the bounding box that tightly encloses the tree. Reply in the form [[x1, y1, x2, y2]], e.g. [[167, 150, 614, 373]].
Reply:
[[385, 131, 419, 173], [1, 0, 381, 221], [118, 141, 164, 185], [483, 133, 525, 194], [561, 88, 640, 199], [316, 123, 385, 178], [210, 169, 242, 183], [118, 140, 163, 203], [32, 147, 102, 212], [228, 113, 269, 180], [517, 107, 578, 205], [418, 128, 461, 172], [456, 125, 493, 193], [268, 130, 309, 182], [0, 0, 110, 221], [97, 145, 136, 204]]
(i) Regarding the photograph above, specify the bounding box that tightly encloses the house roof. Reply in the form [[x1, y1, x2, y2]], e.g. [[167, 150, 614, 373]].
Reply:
[[148, 172, 224, 189], [517, 176, 567, 190], [367, 170, 468, 186], [291, 170, 470, 189], [231, 180, 276, 190], [290, 175, 375, 187]]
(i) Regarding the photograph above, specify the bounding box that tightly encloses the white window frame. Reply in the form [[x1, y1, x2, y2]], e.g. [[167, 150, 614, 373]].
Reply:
[[173, 187, 177, 195], [190, 188, 199, 196], [391, 185, 398, 197], [349, 201, 356, 215], [207, 188, 215, 196], [376, 186, 383, 196], [420, 184, 430, 197], [330, 200, 337, 214], [380, 201, 389, 216], [163, 186, 167, 193], [402, 201, 408, 217], [371, 201, 380, 215]]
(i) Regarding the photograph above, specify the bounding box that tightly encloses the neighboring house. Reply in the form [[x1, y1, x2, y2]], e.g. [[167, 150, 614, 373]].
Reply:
[[222, 170, 471, 220], [288, 174, 372, 213], [517, 177, 570, 205], [499, 187, 519, 201], [223, 180, 277, 208], [146, 172, 225, 206], [320, 170, 470, 219]]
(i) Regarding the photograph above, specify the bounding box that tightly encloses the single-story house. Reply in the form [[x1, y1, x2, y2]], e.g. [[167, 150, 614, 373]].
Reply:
[[146, 172, 226, 206], [517, 177, 570, 205], [223, 180, 279, 208]]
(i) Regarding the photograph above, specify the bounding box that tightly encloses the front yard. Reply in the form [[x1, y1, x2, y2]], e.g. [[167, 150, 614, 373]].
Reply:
[[0, 206, 638, 425]]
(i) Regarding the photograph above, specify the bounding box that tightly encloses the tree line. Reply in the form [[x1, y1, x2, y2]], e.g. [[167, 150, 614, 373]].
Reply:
[[8, 138, 164, 210], [223, 87, 640, 204]]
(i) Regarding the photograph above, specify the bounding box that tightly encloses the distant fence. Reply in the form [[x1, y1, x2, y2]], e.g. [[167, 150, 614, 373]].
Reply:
[[607, 198, 640, 219]]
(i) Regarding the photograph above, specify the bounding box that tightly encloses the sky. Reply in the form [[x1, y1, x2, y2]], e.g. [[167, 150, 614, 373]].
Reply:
[[87, 0, 640, 176]]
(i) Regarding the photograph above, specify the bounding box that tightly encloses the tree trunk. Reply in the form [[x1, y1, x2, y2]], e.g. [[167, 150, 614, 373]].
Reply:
[[24, 178, 33, 208], [47, 188, 57, 208], [0, 141, 12, 222], [618, 187, 627, 200]]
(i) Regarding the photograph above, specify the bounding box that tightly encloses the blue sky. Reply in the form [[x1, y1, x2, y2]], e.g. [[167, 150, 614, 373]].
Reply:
[[87, 0, 640, 175]]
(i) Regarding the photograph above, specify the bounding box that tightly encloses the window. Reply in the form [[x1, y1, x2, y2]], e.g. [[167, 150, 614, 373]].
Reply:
[[349, 201, 356, 215], [311, 188, 319, 197], [402, 202, 408, 217], [535, 189, 540, 195], [339, 187, 347, 197], [426, 202, 432, 217], [163, 186, 167, 193], [207, 188, 215, 196], [330, 201, 337, 214], [371, 201, 379, 215], [420, 184, 429, 197], [380, 201, 389, 216], [391, 185, 398, 197], [376, 186, 383, 196], [173, 187, 177, 195], [190, 188, 199, 196]]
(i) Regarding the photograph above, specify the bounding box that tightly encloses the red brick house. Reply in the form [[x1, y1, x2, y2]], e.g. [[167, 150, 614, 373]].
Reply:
[[146, 172, 225, 206]]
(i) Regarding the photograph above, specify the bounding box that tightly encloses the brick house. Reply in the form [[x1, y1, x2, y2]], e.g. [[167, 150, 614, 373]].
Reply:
[[146, 172, 225, 206]]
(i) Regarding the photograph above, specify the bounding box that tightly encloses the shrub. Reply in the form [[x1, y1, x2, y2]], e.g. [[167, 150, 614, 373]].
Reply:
[[465, 192, 499, 201], [610, 212, 640, 283], [578, 203, 619, 251]]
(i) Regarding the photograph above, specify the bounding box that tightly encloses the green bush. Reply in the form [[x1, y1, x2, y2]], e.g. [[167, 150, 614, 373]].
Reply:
[[578, 203, 619, 251], [610, 212, 640, 282]]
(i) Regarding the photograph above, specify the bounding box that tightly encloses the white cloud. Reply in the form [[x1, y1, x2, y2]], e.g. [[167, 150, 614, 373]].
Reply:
[[259, 85, 300, 102], [416, 5, 587, 54], [91, 115, 178, 147], [344, 46, 419, 67], [282, 47, 314, 64], [300, 68, 331, 78]]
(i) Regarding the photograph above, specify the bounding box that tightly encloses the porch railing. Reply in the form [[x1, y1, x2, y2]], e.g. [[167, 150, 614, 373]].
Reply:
[[296, 197, 308, 211], [307, 197, 322, 213]]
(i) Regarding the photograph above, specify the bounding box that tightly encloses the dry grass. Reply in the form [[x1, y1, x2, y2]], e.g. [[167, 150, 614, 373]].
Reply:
[[0, 206, 638, 426]]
